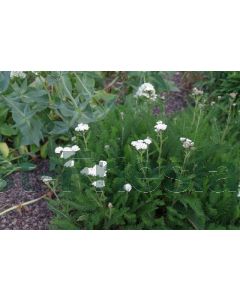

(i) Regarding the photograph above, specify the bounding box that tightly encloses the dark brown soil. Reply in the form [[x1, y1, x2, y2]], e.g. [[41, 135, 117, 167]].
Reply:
[[164, 71, 190, 114], [0, 160, 53, 230]]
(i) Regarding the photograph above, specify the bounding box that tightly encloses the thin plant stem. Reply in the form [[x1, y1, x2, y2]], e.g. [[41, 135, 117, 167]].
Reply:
[[82, 133, 88, 150], [221, 101, 233, 143], [158, 133, 163, 173], [0, 194, 48, 217], [194, 107, 203, 140]]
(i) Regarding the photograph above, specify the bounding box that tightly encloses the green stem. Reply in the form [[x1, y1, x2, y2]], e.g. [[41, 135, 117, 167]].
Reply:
[[158, 133, 163, 173], [221, 101, 232, 143], [194, 108, 202, 140], [82, 133, 88, 150]]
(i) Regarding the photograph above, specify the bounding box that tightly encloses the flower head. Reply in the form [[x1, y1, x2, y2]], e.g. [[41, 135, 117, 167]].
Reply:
[[64, 160, 75, 168], [135, 83, 157, 101], [55, 145, 80, 159], [92, 180, 105, 188], [123, 183, 132, 192], [154, 121, 167, 133], [192, 87, 203, 96], [75, 123, 89, 132], [180, 137, 194, 149], [230, 92, 237, 99], [55, 146, 64, 154], [71, 145, 80, 152], [131, 139, 148, 151], [144, 137, 152, 145], [99, 160, 107, 168], [81, 161, 107, 178]]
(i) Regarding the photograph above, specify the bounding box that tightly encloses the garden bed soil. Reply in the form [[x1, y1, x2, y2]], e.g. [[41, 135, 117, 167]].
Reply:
[[0, 160, 53, 230]]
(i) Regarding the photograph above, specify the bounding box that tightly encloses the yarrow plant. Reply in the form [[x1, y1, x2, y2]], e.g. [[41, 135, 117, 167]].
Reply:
[[45, 72, 240, 230]]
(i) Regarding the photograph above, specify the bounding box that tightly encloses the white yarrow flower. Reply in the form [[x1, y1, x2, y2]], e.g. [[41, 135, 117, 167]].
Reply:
[[229, 92, 237, 99], [81, 161, 107, 178], [180, 137, 194, 149], [144, 137, 152, 145], [64, 160, 75, 168], [192, 87, 203, 96], [154, 121, 167, 133], [55, 146, 64, 154], [135, 83, 157, 101], [123, 183, 132, 192], [131, 139, 149, 151], [75, 123, 89, 132], [71, 145, 80, 152], [55, 145, 80, 159], [99, 160, 107, 168], [92, 180, 105, 188]]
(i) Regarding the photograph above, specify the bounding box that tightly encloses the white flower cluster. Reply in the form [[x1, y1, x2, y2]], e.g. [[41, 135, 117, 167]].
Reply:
[[135, 83, 157, 101], [180, 137, 194, 149], [81, 161, 107, 189], [154, 121, 167, 133], [229, 92, 237, 99], [81, 160, 107, 189], [92, 180, 105, 188], [55, 145, 80, 159], [64, 160, 75, 168], [123, 183, 132, 192], [131, 137, 152, 151], [75, 123, 89, 132], [192, 87, 203, 96], [10, 71, 26, 79]]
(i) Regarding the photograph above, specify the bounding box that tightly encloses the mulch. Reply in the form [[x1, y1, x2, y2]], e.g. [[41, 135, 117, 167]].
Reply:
[[0, 160, 53, 230]]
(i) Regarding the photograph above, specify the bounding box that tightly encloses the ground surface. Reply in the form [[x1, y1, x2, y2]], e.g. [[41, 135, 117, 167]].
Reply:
[[0, 72, 189, 230], [0, 160, 53, 230]]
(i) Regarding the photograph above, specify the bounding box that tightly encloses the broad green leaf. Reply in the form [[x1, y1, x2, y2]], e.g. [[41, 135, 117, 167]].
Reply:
[[0, 178, 7, 191], [0, 124, 17, 136], [40, 141, 49, 158], [0, 71, 10, 93], [0, 142, 9, 158], [18, 162, 37, 171]]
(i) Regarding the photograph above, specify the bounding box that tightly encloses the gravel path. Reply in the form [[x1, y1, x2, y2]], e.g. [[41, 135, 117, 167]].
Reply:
[[0, 160, 53, 230]]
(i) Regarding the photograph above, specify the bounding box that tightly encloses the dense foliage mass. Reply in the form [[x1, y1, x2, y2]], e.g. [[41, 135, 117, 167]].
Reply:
[[0, 71, 239, 229]]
